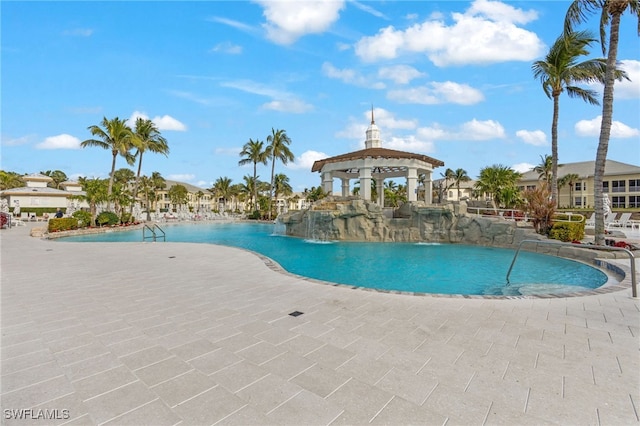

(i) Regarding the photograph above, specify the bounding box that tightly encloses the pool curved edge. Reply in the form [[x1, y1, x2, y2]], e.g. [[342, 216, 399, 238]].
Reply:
[[245, 245, 631, 300]]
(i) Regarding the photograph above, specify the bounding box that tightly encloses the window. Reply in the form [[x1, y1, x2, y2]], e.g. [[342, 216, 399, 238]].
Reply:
[[602, 181, 609, 193], [612, 180, 626, 193], [526, 185, 536, 191], [630, 196, 639, 208], [574, 197, 582, 207], [629, 179, 640, 192], [448, 191, 453, 198], [611, 196, 625, 208], [575, 182, 582, 191]]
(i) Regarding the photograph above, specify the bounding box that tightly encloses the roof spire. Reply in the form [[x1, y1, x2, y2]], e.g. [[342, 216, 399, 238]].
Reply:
[[371, 105, 375, 125]]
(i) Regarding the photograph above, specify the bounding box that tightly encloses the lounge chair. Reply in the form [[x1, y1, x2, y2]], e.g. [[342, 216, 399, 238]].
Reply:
[[607, 212, 632, 229], [584, 213, 595, 227]]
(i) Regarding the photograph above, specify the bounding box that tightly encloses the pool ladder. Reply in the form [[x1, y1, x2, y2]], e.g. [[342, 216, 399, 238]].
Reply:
[[143, 224, 166, 242], [506, 239, 637, 298]]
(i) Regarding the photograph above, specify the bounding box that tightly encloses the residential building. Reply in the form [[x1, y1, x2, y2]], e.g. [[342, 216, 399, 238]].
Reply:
[[0, 173, 88, 214], [518, 160, 640, 209]]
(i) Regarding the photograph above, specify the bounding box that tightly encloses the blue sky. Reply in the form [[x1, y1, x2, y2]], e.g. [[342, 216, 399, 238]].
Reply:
[[2, 0, 638, 192]]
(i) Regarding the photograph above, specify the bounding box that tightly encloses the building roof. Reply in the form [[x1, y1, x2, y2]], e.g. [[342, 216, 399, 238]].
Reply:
[[312, 147, 445, 172], [164, 180, 211, 194], [0, 186, 73, 197], [23, 173, 53, 182], [519, 159, 640, 181]]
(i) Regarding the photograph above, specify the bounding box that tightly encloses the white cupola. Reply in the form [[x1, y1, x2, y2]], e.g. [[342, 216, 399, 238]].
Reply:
[[364, 106, 382, 149]]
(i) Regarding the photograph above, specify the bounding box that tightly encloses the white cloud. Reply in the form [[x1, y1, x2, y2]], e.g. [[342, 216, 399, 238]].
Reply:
[[415, 119, 506, 141], [354, 0, 544, 66], [460, 119, 506, 140], [1, 134, 31, 147], [167, 174, 195, 182], [377, 65, 424, 84], [321, 62, 385, 89], [128, 111, 187, 131], [511, 162, 535, 173], [575, 116, 639, 138], [36, 134, 81, 150], [616, 59, 640, 100], [153, 115, 187, 131], [387, 81, 484, 105], [262, 99, 314, 113], [385, 135, 435, 153], [210, 41, 243, 54], [288, 150, 328, 170], [256, 0, 346, 45], [516, 129, 547, 146]]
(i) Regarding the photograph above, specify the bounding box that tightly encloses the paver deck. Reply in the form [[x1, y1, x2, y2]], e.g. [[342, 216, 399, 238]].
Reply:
[[1, 223, 639, 425]]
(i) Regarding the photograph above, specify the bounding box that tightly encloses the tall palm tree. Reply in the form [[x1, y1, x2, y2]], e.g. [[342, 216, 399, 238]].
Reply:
[[151, 171, 166, 212], [532, 30, 611, 206], [265, 128, 294, 220], [78, 177, 109, 225], [533, 154, 554, 183], [452, 168, 471, 200], [195, 190, 205, 213], [564, 0, 637, 245], [138, 175, 155, 221], [130, 118, 169, 215], [81, 117, 135, 210], [238, 138, 268, 212]]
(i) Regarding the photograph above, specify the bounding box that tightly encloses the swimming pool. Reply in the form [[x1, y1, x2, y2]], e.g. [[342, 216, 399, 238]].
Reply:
[[59, 222, 609, 296]]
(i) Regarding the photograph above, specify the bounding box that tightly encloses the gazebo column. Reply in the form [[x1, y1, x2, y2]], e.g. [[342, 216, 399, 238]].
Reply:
[[341, 178, 350, 197], [424, 172, 433, 204], [407, 168, 418, 202], [321, 172, 334, 195], [359, 167, 372, 201], [376, 177, 385, 206]]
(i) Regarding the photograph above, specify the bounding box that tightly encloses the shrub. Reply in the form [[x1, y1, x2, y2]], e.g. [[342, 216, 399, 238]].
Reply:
[[120, 212, 132, 224], [48, 217, 79, 232], [72, 210, 92, 228], [548, 214, 585, 242], [96, 211, 119, 226], [521, 186, 555, 235]]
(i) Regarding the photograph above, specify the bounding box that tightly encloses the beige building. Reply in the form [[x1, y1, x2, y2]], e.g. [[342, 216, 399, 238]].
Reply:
[[518, 160, 640, 209], [0, 173, 89, 214]]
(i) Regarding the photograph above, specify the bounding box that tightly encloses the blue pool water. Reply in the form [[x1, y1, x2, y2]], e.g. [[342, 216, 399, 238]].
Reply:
[[59, 222, 608, 296]]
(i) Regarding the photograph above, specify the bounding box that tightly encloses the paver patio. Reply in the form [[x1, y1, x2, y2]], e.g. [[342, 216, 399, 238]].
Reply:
[[1, 223, 638, 425]]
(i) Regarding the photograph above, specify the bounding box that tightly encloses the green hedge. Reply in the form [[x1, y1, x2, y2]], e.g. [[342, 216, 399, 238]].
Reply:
[[97, 211, 119, 226], [48, 217, 79, 232], [11, 207, 63, 216], [72, 210, 92, 228], [548, 214, 585, 242]]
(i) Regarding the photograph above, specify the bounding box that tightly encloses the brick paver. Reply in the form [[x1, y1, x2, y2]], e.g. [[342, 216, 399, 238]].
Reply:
[[1, 223, 638, 425]]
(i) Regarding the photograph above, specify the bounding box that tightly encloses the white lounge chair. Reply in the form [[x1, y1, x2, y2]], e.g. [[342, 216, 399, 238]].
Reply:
[[584, 213, 595, 227], [607, 212, 632, 229]]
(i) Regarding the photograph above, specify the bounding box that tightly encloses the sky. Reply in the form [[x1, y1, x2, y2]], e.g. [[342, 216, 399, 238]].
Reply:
[[2, 0, 639, 193]]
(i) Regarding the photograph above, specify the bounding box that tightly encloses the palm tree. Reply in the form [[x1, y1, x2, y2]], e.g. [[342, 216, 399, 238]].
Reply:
[[475, 165, 522, 211], [41, 170, 68, 189], [265, 128, 294, 220], [130, 118, 169, 215], [81, 117, 135, 210], [532, 30, 612, 206], [168, 184, 188, 211], [151, 171, 167, 212], [452, 168, 471, 200], [533, 154, 554, 183], [195, 190, 204, 213], [238, 138, 268, 212], [78, 177, 109, 225], [559, 173, 581, 208], [211, 177, 233, 212], [273, 173, 292, 216], [138, 176, 155, 221], [564, 0, 637, 245]]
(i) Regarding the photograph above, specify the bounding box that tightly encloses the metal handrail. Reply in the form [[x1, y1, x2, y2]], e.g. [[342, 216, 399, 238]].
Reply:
[[506, 239, 637, 298], [142, 224, 166, 242]]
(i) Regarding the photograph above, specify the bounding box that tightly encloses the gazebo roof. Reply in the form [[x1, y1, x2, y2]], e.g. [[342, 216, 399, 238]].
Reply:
[[312, 147, 444, 172]]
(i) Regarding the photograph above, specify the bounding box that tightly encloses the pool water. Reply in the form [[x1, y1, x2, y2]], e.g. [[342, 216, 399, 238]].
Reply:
[[60, 222, 609, 296]]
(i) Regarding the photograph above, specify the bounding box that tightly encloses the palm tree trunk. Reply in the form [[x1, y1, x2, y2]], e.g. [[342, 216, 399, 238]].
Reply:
[[253, 161, 258, 212], [130, 153, 144, 217], [594, 12, 621, 246], [107, 151, 117, 211], [268, 157, 276, 220], [551, 94, 560, 206]]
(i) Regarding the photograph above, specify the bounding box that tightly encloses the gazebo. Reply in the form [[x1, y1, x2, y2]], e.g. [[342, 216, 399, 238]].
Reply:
[[312, 110, 444, 205]]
